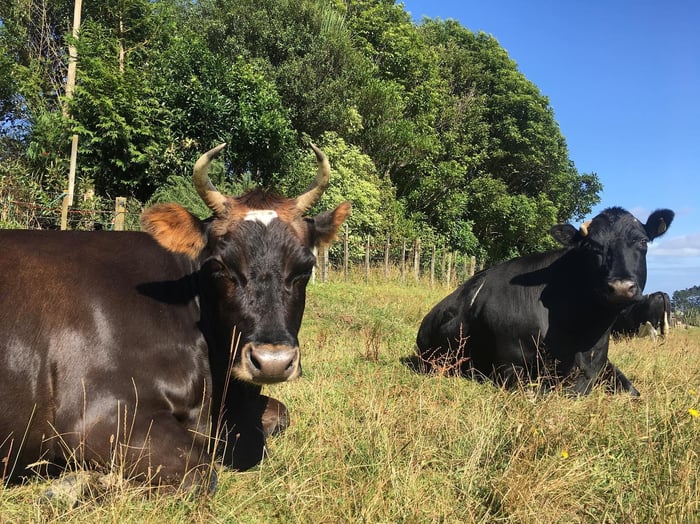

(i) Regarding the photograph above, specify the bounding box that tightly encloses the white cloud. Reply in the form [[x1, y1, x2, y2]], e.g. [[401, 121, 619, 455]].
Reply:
[[646, 232, 700, 293], [649, 232, 700, 257]]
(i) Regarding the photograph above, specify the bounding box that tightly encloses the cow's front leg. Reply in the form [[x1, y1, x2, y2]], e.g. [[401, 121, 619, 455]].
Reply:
[[600, 360, 641, 396], [568, 358, 640, 396], [214, 381, 290, 471], [103, 412, 217, 494], [216, 390, 290, 471], [260, 396, 290, 438]]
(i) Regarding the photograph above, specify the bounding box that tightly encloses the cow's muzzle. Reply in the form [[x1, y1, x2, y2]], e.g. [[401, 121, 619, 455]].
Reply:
[[606, 279, 640, 302], [234, 343, 301, 384]]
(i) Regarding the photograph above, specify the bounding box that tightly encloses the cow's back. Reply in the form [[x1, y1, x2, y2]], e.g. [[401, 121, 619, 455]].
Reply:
[[416, 251, 559, 377], [0, 230, 209, 480]]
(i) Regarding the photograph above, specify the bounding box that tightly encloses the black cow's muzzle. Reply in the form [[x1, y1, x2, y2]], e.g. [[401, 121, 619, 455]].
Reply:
[[233, 342, 301, 384], [606, 279, 640, 302]]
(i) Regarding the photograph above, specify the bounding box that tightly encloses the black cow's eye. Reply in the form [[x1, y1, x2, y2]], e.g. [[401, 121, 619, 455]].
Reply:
[[583, 240, 603, 256], [638, 238, 649, 249]]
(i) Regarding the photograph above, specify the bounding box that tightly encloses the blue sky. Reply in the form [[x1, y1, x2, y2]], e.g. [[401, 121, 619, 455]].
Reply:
[[400, 0, 700, 296]]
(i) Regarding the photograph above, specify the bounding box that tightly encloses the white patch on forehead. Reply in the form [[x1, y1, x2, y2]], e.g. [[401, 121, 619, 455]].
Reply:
[[244, 209, 278, 226]]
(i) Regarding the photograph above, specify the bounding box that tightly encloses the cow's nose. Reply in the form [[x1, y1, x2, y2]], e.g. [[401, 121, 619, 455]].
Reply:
[[607, 279, 638, 300], [244, 343, 300, 384]]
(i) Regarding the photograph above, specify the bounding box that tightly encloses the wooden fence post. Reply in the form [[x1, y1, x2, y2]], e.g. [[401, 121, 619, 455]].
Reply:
[[0, 197, 7, 223], [343, 224, 349, 282], [365, 234, 371, 283], [452, 250, 458, 285], [430, 243, 436, 288], [311, 247, 318, 284], [445, 251, 452, 287], [413, 237, 421, 282], [441, 249, 446, 283], [401, 240, 407, 283], [322, 245, 329, 283], [114, 197, 127, 231], [384, 236, 390, 279]]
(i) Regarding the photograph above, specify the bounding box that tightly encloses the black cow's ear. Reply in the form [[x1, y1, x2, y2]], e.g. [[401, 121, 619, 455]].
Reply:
[[550, 224, 579, 246], [644, 209, 674, 240], [312, 202, 351, 247]]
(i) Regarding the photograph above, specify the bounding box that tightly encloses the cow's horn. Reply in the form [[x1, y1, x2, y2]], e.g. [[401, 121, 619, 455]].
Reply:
[[194, 143, 228, 217], [580, 220, 592, 237], [295, 142, 330, 213]]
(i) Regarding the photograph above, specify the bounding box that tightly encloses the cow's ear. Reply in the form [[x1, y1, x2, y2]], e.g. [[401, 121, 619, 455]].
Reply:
[[312, 202, 351, 247], [550, 224, 579, 246], [644, 209, 674, 240], [140, 203, 207, 259]]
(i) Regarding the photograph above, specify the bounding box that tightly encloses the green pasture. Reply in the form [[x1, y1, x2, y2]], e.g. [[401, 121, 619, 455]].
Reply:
[[1, 281, 698, 523]]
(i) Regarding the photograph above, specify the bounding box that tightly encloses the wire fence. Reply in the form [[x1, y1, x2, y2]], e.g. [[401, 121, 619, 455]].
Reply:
[[0, 198, 481, 288], [0, 196, 134, 231], [314, 228, 481, 288]]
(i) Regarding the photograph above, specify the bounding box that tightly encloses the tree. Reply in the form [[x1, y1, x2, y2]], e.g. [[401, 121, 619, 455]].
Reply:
[[69, 16, 175, 200], [412, 19, 600, 260], [673, 286, 700, 326], [1, 0, 602, 256], [153, 42, 297, 185], [0, 0, 74, 210]]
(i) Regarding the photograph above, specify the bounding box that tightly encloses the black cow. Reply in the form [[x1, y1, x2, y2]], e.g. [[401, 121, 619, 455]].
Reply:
[[612, 291, 671, 338], [416, 207, 674, 396], [0, 143, 350, 492]]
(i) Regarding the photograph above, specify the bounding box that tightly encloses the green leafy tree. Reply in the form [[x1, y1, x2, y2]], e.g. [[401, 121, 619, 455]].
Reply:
[[412, 19, 601, 261], [1, 0, 602, 260], [69, 17, 174, 200], [673, 286, 700, 326], [0, 0, 74, 208], [193, 0, 374, 141], [154, 36, 297, 185]]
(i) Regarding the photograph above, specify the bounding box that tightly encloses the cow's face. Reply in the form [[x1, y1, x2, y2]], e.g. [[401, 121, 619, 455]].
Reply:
[[141, 144, 350, 385], [550, 207, 673, 305]]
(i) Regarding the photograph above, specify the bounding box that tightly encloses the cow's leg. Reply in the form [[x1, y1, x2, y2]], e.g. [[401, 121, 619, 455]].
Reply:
[[570, 358, 640, 396], [109, 413, 216, 494], [260, 396, 290, 438], [213, 381, 288, 471], [601, 360, 640, 396], [568, 372, 599, 395], [492, 362, 530, 390]]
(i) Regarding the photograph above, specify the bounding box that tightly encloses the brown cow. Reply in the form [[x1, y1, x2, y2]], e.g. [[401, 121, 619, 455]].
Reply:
[[0, 143, 350, 493]]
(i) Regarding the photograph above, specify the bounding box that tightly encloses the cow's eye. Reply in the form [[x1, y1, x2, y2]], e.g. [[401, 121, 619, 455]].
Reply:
[[227, 267, 247, 287], [583, 240, 603, 255], [209, 259, 246, 287], [637, 238, 649, 249], [286, 269, 313, 289]]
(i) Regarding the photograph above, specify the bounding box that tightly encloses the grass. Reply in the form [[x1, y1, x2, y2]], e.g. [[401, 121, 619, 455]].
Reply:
[[1, 280, 699, 523]]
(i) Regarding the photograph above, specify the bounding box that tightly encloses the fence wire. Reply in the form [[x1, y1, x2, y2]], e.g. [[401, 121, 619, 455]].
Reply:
[[1, 199, 481, 287]]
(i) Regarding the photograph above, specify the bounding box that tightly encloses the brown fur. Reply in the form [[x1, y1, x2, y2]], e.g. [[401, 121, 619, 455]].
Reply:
[[140, 204, 206, 259], [227, 190, 299, 224], [317, 202, 352, 246], [141, 190, 350, 260], [207, 190, 317, 244]]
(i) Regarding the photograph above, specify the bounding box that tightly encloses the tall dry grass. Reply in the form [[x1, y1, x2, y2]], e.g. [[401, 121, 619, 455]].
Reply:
[[1, 281, 698, 523]]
